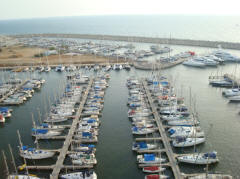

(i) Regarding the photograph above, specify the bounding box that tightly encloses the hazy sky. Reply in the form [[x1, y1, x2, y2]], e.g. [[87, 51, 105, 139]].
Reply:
[[1, 0, 240, 20]]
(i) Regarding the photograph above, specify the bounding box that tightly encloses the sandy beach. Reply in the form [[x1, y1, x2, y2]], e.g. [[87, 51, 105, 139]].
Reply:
[[0, 45, 128, 67]]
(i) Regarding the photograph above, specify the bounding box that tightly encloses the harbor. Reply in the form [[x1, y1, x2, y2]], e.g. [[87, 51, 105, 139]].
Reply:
[[0, 42, 240, 178]]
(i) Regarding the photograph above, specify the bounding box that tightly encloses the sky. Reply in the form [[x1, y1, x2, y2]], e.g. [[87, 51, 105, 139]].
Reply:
[[1, 0, 240, 20]]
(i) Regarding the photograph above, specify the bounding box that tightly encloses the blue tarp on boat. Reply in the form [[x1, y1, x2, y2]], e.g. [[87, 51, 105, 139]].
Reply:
[[82, 132, 92, 137], [32, 128, 48, 134], [144, 154, 155, 161], [0, 107, 9, 113], [139, 142, 147, 149], [87, 119, 96, 123]]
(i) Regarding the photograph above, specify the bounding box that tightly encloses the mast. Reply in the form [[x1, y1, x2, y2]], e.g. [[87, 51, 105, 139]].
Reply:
[[2, 150, 10, 177], [17, 130, 29, 175], [8, 144, 17, 175]]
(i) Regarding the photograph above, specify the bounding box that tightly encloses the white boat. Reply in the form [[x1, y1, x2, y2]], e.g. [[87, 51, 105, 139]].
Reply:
[[71, 154, 97, 165], [228, 95, 240, 102], [167, 119, 199, 126], [137, 154, 166, 164], [183, 59, 205, 67], [45, 66, 51, 72], [169, 126, 205, 138], [132, 127, 156, 135], [195, 57, 219, 66], [60, 171, 97, 179], [189, 174, 232, 179], [31, 128, 62, 137], [177, 151, 219, 164], [8, 175, 40, 179], [55, 65, 65, 72], [19, 146, 55, 159], [132, 142, 158, 151], [172, 137, 205, 147], [113, 64, 123, 70], [222, 88, 240, 97]]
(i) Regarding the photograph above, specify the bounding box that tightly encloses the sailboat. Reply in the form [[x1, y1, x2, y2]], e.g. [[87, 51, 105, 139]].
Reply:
[[177, 151, 219, 165], [3, 144, 41, 179]]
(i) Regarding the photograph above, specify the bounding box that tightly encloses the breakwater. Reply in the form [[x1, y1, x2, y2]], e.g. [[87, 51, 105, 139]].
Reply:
[[13, 33, 240, 50]]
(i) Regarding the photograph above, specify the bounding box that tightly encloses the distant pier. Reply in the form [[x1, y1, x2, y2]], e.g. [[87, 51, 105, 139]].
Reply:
[[13, 33, 240, 50]]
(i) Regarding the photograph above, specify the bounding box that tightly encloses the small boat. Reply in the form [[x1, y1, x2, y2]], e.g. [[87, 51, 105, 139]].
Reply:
[[45, 66, 51, 72], [132, 127, 156, 135], [222, 88, 240, 97], [19, 146, 55, 159], [172, 137, 205, 147], [132, 142, 158, 151], [8, 175, 40, 179], [113, 64, 122, 70], [60, 171, 97, 179], [167, 119, 199, 126], [228, 95, 240, 102], [31, 128, 62, 137], [143, 166, 166, 173], [145, 174, 169, 179], [177, 151, 219, 165], [188, 174, 232, 179], [55, 65, 65, 72], [169, 126, 205, 138], [137, 154, 166, 164], [0, 114, 6, 123], [71, 154, 97, 165], [183, 59, 205, 68]]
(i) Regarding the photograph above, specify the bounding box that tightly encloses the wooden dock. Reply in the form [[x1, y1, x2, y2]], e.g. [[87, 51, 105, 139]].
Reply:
[[142, 81, 182, 179], [50, 78, 93, 179]]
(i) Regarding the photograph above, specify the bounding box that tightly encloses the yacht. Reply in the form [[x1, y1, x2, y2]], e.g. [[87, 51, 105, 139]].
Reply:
[[60, 171, 97, 179], [222, 88, 240, 97], [183, 59, 205, 68], [19, 146, 55, 159], [55, 65, 65, 72], [172, 137, 205, 147], [177, 151, 219, 165], [137, 154, 166, 164]]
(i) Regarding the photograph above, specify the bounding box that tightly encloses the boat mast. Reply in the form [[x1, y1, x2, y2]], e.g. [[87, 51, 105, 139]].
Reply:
[[8, 144, 17, 175], [17, 130, 29, 175], [2, 150, 10, 177]]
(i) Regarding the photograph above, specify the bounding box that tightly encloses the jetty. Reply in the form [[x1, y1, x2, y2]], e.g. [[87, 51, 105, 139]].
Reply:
[[133, 58, 188, 70], [142, 80, 182, 179], [14, 33, 240, 50], [50, 78, 93, 179]]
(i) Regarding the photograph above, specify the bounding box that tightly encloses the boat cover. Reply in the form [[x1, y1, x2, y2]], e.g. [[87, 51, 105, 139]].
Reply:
[[144, 154, 155, 161]]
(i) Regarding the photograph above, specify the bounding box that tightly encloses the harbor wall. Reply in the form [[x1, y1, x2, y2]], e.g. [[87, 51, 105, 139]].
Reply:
[[13, 34, 240, 50]]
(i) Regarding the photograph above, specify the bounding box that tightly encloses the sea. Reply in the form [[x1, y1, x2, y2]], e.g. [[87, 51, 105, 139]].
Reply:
[[0, 15, 240, 42], [0, 15, 240, 179]]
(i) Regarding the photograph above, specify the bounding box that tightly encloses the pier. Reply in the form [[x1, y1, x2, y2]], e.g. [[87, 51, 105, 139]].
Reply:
[[0, 79, 28, 106], [14, 33, 240, 50], [50, 78, 93, 179], [142, 80, 182, 179]]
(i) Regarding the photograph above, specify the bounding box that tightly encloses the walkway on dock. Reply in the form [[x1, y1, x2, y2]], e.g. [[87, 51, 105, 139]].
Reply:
[[50, 78, 93, 179], [142, 81, 182, 179]]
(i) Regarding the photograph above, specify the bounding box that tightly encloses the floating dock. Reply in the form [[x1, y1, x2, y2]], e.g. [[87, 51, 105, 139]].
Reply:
[[142, 80, 182, 179]]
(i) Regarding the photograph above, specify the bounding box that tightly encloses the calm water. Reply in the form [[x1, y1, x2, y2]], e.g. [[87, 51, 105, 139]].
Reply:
[[1, 61, 240, 178], [1, 15, 240, 42]]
